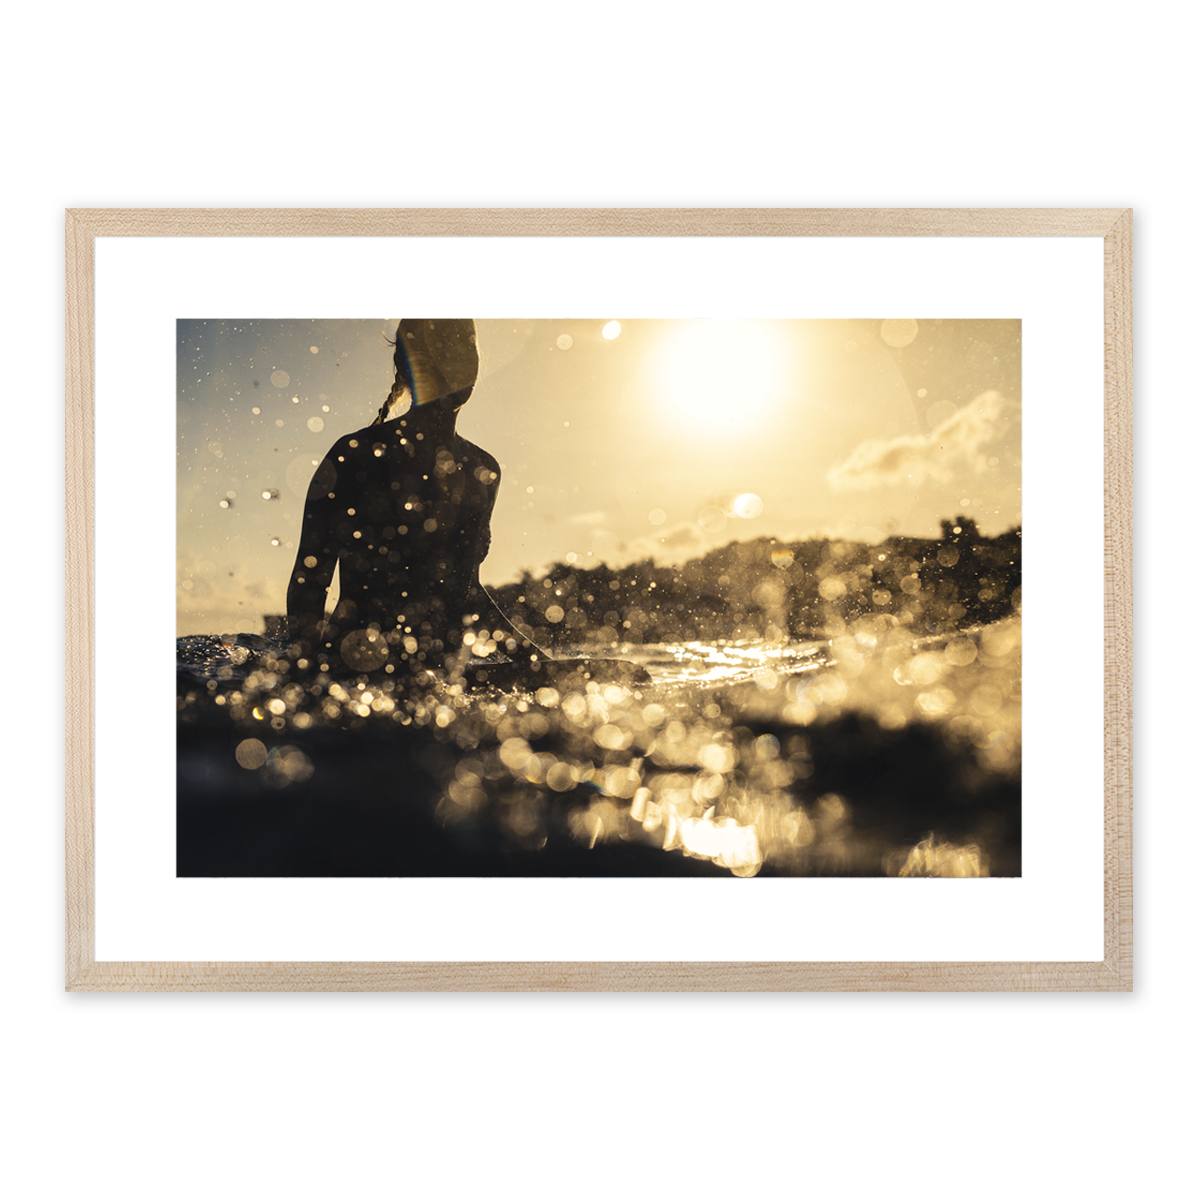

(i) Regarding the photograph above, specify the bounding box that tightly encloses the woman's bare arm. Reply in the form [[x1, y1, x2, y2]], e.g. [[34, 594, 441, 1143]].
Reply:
[[286, 456, 339, 643]]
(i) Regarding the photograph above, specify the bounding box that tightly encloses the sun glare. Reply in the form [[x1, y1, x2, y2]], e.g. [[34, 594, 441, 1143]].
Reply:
[[656, 320, 787, 435]]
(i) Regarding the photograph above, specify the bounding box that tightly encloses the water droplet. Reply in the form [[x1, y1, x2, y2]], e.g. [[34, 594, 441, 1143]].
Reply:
[[945, 638, 978, 667], [546, 762, 577, 791], [649, 508, 666, 526], [880, 319, 919, 348], [732, 493, 763, 519], [309, 345, 319, 354], [270, 370, 290, 388], [270, 537, 281, 547], [235, 739, 268, 769], [601, 320, 621, 340], [307, 416, 325, 433], [556, 334, 573, 350], [261, 488, 279, 501]]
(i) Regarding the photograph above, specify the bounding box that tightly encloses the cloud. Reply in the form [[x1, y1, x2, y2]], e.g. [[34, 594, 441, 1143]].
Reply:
[[826, 390, 1007, 493], [619, 521, 714, 567]]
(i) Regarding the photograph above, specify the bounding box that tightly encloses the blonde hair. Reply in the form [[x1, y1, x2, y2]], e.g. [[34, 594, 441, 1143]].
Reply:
[[372, 318, 478, 426], [371, 374, 410, 426]]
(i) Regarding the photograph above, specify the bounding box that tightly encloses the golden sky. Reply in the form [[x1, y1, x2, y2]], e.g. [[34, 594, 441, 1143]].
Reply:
[[177, 317, 1021, 636]]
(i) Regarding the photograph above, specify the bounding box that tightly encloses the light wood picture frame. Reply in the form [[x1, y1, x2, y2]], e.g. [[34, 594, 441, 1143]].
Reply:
[[65, 208, 1131, 991]]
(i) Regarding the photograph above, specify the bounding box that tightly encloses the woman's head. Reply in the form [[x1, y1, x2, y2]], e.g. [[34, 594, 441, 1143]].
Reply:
[[378, 318, 478, 423]]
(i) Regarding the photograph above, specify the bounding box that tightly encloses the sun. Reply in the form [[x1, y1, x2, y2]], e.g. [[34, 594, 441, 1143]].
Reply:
[[654, 320, 787, 436]]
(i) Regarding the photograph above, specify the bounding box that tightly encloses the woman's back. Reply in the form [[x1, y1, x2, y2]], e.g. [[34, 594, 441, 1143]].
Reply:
[[306, 422, 501, 641], [287, 317, 553, 676]]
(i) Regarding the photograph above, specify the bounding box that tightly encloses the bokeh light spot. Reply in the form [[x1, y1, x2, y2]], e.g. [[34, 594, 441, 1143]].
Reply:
[[235, 738, 268, 769], [733, 493, 764, 519], [880, 319, 919, 347]]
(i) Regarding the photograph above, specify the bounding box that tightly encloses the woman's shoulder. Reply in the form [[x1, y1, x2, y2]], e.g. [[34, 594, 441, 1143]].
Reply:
[[321, 425, 376, 459], [457, 438, 501, 484]]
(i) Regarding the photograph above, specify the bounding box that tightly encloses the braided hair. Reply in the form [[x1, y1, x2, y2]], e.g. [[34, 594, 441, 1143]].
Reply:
[[371, 334, 416, 426]]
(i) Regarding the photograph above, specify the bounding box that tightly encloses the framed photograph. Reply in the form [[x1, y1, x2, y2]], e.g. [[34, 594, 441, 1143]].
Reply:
[[65, 208, 1131, 990]]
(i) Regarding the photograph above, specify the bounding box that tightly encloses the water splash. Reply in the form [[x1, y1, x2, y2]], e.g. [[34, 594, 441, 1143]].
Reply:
[[177, 618, 1020, 876]]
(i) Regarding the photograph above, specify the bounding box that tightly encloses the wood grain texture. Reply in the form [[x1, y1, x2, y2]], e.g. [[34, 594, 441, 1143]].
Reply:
[[65, 208, 1128, 239], [1103, 211, 1134, 989], [65, 208, 1133, 992], [65, 211, 96, 982], [66, 960, 1129, 992]]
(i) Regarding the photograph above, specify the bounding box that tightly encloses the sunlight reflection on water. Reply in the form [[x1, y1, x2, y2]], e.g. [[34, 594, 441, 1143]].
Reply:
[[178, 621, 1021, 878]]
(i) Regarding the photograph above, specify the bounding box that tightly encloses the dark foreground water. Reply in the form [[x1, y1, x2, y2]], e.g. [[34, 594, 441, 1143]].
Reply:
[[177, 623, 1021, 878]]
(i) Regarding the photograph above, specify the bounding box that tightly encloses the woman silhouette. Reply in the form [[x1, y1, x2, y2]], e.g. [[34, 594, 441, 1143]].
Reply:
[[286, 319, 549, 677]]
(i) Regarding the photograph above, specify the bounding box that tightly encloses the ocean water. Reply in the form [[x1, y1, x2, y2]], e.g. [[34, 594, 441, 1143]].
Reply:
[[177, 633, 829, 690], [176, 623, 1021, 879]]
